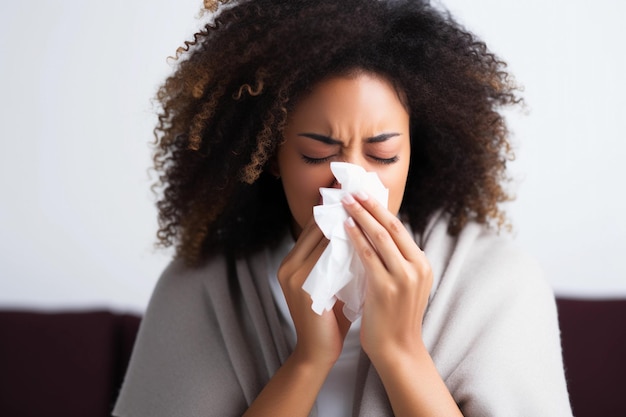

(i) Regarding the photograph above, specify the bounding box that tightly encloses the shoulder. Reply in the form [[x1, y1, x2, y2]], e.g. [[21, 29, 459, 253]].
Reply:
[[420, 217, 572, 416], [114, 254, 249, 417], [154, 255, 229, 291], [135, 254, 233, 354], [146, 255, 231, 312], [463, 226, 547, 295], [420, 213, 549, 303]]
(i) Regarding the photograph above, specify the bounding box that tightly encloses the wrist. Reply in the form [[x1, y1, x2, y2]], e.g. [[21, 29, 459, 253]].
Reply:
[[367, 338, 428, 372], [291, 344, 338, 373]]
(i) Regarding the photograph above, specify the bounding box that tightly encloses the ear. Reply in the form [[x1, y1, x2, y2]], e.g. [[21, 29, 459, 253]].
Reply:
[[268, 156, 280, 179]]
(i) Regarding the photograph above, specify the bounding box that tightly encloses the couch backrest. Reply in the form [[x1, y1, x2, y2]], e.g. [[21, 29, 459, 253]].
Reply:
[[0, 310, 140, 417], [556, 298, 626, 417], [1, 298, 624, 417]]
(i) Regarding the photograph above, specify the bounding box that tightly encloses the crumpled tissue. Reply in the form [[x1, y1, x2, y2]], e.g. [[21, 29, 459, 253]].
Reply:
[[302, 162, 389, 322]]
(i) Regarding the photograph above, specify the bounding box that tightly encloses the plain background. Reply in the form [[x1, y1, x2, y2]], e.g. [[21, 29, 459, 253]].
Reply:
[[1, 0, 624, 313]]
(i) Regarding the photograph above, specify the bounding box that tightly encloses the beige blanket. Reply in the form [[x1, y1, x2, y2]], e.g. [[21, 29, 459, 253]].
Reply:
[[114, 212, 572, 416]]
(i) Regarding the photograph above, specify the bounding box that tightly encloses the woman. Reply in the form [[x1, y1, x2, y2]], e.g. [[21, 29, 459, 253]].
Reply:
[[114, 0, 572, 416]]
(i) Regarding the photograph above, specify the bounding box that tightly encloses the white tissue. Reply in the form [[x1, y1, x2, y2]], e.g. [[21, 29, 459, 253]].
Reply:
[[302, 162, 389, 321]]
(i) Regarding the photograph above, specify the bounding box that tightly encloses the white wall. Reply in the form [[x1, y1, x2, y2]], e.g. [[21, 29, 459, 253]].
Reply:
[[441, 0, 626, 297], [1, 0, 624, 313]]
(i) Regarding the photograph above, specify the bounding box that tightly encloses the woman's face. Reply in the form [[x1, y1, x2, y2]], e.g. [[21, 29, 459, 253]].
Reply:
[[276, 72, 411, 237]]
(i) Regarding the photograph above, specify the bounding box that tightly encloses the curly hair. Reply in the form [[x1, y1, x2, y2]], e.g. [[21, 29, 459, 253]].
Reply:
[[152, 0, 521, 264]]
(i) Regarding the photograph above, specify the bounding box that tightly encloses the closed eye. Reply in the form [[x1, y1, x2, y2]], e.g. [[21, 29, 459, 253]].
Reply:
[[302, 154, 399, 165], [301, 154, 333, 164], [369, 155, 399, 165]]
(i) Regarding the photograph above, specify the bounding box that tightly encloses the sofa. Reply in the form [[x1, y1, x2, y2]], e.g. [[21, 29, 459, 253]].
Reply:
[[0, 298, 624, 417]]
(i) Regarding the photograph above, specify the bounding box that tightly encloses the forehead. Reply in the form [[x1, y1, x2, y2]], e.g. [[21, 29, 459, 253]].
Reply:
[[287, 73, 409, 129]]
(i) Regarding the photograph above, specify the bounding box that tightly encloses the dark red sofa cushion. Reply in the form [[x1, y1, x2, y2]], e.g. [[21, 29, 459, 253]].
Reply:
[[0, 299, 624, 417], [556, 298, 626, 417], [0, 310, 140, 417]]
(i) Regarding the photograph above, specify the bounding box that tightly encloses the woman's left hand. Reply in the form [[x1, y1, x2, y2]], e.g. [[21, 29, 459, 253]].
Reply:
[[341, 191, 433, 363]]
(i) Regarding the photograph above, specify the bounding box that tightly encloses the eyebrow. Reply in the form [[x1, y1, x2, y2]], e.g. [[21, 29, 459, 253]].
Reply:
[[297, 132, 400, 144]]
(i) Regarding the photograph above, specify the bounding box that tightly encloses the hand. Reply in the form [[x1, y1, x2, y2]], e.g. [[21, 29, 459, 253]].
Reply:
[[341, 192, 433, 363], [277, 217, 352, 368]]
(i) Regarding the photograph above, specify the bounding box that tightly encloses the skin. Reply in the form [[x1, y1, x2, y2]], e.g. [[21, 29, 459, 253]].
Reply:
[[275, 72, 411, 236], [244, 73, 463, 417]]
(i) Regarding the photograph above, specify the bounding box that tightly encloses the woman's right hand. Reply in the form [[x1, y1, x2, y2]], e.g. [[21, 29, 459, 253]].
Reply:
[[244, 218, 350, 417], [244, 217, 350, 417], [277, 216, 351, 368]]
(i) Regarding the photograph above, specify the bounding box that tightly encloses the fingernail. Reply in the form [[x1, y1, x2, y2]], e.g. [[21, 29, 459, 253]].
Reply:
[[346, 217, 356, 227], [342, 194, 356, 204], [356, 191, 369, 200]]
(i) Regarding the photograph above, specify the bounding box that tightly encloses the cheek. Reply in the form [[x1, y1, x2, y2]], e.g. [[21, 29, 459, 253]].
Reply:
[[379, 163, 410, 215], [280, 162, 329, 226]]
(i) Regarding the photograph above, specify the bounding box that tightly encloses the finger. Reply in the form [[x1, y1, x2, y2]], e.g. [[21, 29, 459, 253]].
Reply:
[[280, 227, 329, 290], [343, 215, 388, 276], [351, 192, 422, 262], [300, 236, 329, 279], [332, 301, 352, 339], [342, 194, 405, 274], [283, 216, 326, 267]]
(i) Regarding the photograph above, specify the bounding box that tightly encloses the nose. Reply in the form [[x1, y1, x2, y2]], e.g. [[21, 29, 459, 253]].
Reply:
[[327, 153, 367, 189], [326, 175, 341, 189]]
